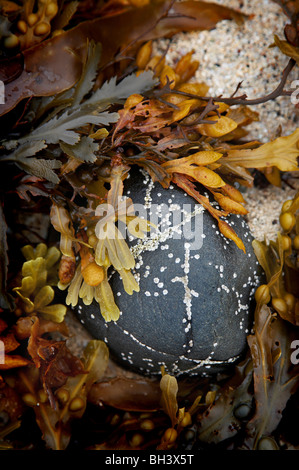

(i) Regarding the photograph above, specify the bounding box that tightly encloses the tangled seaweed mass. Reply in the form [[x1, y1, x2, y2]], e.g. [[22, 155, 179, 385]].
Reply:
[[0, 0, 299, 451]]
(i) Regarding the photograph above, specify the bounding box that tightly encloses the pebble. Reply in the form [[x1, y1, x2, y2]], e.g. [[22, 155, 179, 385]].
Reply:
[[75, 168, 261, 376]]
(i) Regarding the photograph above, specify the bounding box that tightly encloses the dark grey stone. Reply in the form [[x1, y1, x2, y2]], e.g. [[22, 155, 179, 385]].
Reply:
[[76, 167, 260, 376]]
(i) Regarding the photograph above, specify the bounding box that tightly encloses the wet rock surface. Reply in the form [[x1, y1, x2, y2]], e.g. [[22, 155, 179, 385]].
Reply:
[[76, 168, 260, 376]]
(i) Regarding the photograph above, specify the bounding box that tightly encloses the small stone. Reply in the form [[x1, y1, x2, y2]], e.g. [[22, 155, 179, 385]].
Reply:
[[76, 168, 260, 376]]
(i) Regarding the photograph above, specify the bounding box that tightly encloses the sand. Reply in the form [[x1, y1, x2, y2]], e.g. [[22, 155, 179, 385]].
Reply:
[[154, 0, 299, 241]]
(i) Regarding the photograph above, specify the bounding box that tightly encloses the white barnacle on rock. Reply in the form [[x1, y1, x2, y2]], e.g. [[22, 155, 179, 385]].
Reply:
[[221, 284, 230, 294], [171, 243, 199, 346]]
